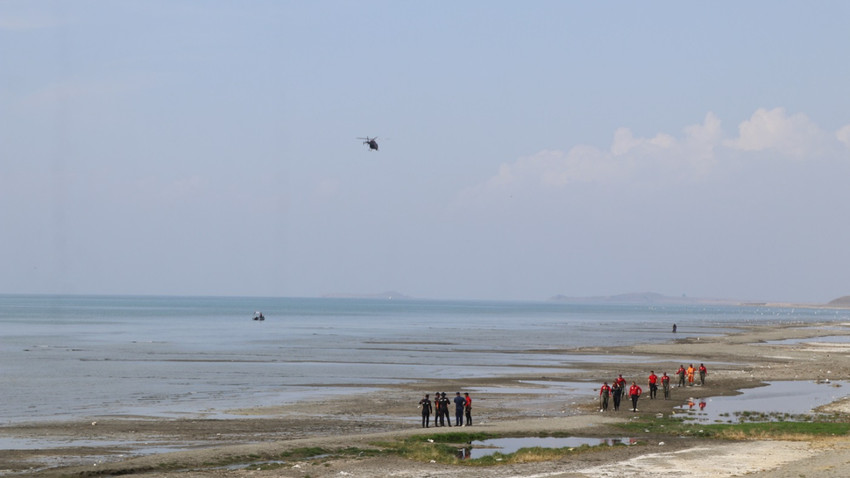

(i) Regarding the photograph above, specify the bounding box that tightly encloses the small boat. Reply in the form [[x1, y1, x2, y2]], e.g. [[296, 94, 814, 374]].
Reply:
[[252, 311, 265, 321]]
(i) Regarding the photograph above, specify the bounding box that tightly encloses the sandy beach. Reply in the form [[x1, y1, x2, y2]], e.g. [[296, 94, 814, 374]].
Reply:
[[4, 322, 850, 477]]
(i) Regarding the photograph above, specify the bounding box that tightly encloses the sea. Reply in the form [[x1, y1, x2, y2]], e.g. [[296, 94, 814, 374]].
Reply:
[[2, 294, 847, 424]]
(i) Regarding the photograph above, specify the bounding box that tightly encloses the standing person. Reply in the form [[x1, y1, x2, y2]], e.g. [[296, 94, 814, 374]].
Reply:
[[453, 392, 465, 426], [434, 391, 443, 426], [629, 382, 643, 412], [661, 372, 671, 399], [699, 363, 708, 386], [676, 364, 686, 388], [687, 364, 696, 386], [440, 393, 452, 427], [672, 323, 677, 333], [419, 394, 432, 428], [464, 392, 472, 426], [648, 371, 658, 399], [599, 382, 611, 411], [610, 379, 622, 411]]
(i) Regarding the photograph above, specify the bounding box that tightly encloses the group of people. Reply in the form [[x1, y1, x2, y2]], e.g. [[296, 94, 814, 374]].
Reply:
[[675, 363, 708, 387], [418, 391, 471, 428], [598, 363, 708, 413]]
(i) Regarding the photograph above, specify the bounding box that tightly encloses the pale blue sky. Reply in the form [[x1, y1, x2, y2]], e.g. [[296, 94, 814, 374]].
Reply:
[[3, 1, 850, 302]]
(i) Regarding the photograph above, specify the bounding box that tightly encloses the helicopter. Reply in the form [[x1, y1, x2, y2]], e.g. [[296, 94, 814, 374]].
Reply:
[[358, 136, 379, 151]]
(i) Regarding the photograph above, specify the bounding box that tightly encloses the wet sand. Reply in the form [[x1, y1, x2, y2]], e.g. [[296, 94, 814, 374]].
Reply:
[[4, 322, 850, 477]]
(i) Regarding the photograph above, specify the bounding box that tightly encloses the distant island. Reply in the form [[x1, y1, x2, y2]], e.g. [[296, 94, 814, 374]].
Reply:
[[828, 296, 850, 307], [549, 292, 738, 305], [551, 292, 850, 309], [320, 291, 412, 300]]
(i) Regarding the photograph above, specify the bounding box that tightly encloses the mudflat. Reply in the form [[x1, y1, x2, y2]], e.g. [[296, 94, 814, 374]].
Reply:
[[4, 322, 850, 477]]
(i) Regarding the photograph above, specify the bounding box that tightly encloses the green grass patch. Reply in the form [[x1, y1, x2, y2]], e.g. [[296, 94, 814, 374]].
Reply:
[[616, 414, 850, 440], [373, 432, 634, 466]]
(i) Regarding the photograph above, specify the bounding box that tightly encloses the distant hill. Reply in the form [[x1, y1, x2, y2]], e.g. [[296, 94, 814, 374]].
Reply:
[[827, 296, 850, 307], [550, 292, 738, 305], [321, 290, 412, 300]]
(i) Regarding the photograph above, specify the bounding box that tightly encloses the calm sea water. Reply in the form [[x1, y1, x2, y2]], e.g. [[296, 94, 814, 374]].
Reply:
[[1, 295, 845, 424]]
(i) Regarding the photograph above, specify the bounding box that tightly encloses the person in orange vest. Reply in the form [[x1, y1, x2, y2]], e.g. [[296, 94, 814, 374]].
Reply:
[[698, 363, 708, 386], [660, 372, 671, 399], [648, 371, 658, 399], [687, 364, 696, 386], [599, 382, 611, 411], [676, 364, 686, 387], [628, 382, 643, 412]]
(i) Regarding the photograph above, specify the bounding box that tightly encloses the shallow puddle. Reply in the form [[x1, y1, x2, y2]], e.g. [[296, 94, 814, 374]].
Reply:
[[764, 335, 850, 345], [674, 380, 848, 423], [462, 436, 635, 459]]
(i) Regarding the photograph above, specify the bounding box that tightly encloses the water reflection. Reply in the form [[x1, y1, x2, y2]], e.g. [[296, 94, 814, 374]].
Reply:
[[675, 380, 848, 423], [460, 436, 635, 459]]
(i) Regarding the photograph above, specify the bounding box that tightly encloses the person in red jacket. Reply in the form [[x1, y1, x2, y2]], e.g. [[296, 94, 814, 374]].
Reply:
[[676, 364, 686, 387], [599, 382, 611, 411], [699, 363, 708, 386], [629, 382, 642, 412], [464, 392, 472, 426], [648, 371, 658, 399]]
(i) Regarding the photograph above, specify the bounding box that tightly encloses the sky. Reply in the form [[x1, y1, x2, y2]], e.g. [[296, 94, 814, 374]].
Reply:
[[2, 1, 850, 303]]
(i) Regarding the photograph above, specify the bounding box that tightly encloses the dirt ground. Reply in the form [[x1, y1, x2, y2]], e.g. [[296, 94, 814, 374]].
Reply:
[[4, 321, 850, 477]]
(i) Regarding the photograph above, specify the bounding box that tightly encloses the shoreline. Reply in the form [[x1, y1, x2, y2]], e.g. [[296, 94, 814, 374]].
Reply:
[[4, 321, 850, 477]]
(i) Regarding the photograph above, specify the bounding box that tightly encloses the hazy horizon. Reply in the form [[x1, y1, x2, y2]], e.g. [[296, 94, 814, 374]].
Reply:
[[3, 2, 849, 303]]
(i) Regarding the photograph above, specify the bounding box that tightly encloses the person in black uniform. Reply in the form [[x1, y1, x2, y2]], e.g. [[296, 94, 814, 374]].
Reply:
[[419, 394, 432, 428], [440, 392, 452, 427], [611, 379, 622, 411], [434, 391, 443, 426]]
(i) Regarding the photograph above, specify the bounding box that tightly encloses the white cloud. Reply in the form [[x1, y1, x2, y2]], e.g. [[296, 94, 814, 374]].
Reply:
[[837, 124, 850, 149], [725, 107, 825, 157], [465, 109, 841, 203], [466, 112, 726, 199]]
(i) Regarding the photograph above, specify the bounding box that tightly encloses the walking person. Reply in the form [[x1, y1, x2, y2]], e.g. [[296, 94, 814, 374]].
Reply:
[[464, 392, 472, 426], [676, 364, 686, 387], [453, 392, 465, 426], [661, 372, 671, 399], [687, 364, 696, 386], [611, 379, 622, 411], [614, 374, 627, 404], [629, 382, 643, 412], [599, 381, 611, 411], [419, 394, 432, 428], [699, 363, 708, 386], [648, 371, 658, 399]]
